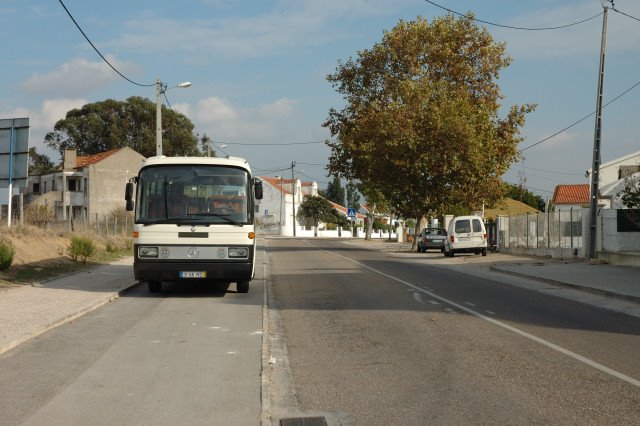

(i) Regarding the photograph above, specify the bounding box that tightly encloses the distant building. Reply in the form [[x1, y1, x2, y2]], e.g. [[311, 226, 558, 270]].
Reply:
[[26, 147, 145, 222], [257, 176, 363, 236], [484, 198, 539, 219], [587, 150, 640, 187], [550, 184, 590, 211]]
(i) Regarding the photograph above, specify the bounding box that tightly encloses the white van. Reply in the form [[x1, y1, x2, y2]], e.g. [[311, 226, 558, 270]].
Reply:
[[443, 215, 487, 257]]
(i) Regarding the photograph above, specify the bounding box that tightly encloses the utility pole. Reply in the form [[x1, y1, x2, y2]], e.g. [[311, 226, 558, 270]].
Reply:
[[588, 2, 611, 260], [291, 162, 297, 237], [276, 175, 283, 236], [156, 77, 164, 157]]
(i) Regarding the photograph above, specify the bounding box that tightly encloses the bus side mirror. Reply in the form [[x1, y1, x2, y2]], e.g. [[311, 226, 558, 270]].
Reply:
[[254, 178, 263, 200], [125, 182, 134, 211]]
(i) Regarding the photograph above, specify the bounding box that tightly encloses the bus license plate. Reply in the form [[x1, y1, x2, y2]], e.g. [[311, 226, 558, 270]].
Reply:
[[179, 271, 207, 279]]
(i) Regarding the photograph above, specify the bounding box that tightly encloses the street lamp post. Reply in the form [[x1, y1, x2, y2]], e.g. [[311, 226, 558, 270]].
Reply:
[[156, 78, 191, 156]]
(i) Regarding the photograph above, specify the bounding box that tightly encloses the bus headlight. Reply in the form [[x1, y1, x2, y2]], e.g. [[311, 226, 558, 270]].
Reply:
[[228, 247, 249, 258], [138, 246, 159, 258]]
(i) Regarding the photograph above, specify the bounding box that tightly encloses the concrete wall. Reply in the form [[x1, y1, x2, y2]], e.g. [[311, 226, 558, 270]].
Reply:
[[599, 208, 640, 252], [86, 148, 145, 220]]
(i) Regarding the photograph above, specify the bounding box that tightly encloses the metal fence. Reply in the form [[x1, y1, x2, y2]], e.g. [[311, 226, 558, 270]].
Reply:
[[498, 209, 583, 251]]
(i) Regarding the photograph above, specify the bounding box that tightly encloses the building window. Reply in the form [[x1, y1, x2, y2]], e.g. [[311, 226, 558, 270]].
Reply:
[[33, 182, 40, 193], [44, 181, 47, 193], [68, 179, 78, 191], [255, 204, 260, 213]]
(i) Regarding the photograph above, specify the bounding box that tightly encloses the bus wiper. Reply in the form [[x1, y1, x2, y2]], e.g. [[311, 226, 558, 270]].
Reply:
[[190, 213, 243, 226]]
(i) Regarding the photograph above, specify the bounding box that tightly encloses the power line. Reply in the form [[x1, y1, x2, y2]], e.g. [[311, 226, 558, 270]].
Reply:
[[613, 7, 640, 23], [523, 166, 584, 176], [296, 169, 329, 185], [163, 93, 172, 109], [424, 0, 603, 31], [521, 78, 640, 151], [221, 140, 327, 146], [57, 0, 154, 87]]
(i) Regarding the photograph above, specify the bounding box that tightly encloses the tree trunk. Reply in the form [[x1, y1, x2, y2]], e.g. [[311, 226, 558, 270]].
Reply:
[[365, 204, 376, 241]]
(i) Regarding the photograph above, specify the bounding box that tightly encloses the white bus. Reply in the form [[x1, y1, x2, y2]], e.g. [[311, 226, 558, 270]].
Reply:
[[125, 156, 263, 293]]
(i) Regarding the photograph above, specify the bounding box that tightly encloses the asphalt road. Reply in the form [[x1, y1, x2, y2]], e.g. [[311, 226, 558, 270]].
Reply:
[[0, 274, 264, 425], [266, 238, 640, 425]]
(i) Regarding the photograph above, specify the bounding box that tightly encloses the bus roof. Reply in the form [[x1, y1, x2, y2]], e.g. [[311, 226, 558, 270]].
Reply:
[[140, 156, 252, 173]]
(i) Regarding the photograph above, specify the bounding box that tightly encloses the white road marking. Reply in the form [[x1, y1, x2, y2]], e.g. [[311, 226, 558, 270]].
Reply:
[[413, 292, 423, 304], [486, 310, 496, 315], [465, 302, 476, 307], [428, 300, 440, 305], [444, 308, 457, 314], [306, 241, 640, 389]]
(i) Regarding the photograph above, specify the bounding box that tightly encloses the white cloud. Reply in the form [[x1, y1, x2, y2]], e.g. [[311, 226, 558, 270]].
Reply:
[[260, 98, 297, 117], [21, 56, 140, 96], [184, 96, 300, 142], [110, 0, 417, 59], [0, 98, 87, 159]]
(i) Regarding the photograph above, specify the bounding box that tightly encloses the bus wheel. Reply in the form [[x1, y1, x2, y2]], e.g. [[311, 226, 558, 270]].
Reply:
[[148, 281, 162, 293], [237, 281, 250, 293]]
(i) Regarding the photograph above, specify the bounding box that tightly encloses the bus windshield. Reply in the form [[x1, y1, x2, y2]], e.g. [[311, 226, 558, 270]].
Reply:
[[135, 165, 252, 225]]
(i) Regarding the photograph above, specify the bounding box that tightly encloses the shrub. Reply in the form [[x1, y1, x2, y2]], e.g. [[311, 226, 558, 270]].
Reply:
[[105, 240, 117, 253], [25, 203, 55, 226], [68, 235, 96, 264], [0, 237, 15, 270]]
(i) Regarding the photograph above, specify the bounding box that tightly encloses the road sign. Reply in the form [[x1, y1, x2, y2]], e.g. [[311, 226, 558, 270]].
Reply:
[[0, 118, 30, 189], [347, 208, 356, 217]]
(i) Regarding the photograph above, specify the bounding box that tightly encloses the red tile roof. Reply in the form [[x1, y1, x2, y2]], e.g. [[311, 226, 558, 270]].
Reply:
[[75, 149, 120, 168], [325, 198, 366, 219], [261, 176, 293, 194], [260, 176, 314, 195], [552, 184, 590, 205]]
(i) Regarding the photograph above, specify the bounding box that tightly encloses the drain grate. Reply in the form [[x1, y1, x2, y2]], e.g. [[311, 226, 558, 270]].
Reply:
[[279, 417, 327, 426]]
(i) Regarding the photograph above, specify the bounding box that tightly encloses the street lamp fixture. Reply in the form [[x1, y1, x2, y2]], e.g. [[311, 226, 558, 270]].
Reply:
[[213, 142, 229, 158], [156, 78, 191, 156]]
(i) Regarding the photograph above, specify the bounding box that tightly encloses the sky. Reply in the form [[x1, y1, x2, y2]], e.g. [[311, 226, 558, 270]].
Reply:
[[2, 0, 640, 203]]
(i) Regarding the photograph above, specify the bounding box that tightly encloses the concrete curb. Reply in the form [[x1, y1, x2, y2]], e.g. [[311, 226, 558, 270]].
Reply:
[[0, 280, 139, 356], [489, 266, 640, 304]]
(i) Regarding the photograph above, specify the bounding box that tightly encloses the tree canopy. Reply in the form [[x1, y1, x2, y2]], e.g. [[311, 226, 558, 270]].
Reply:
[[28, 147, 57, 175], [324, 14, 534, 222], [503, 182, 546, 211], [324, 176, 346, 205], [298, 195, 349, 236], [45, 96, 199, 158]]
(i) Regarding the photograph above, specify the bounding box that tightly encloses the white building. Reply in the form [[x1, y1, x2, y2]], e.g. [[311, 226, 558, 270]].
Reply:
[[256, 176, 365, 237], [257, 176, 317, 236], [588, 150, 640, 187]]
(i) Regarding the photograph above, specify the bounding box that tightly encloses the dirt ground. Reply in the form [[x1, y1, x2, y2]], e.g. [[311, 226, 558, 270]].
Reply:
[[0, 226, 131, 288], [4, 234, 70, 266]]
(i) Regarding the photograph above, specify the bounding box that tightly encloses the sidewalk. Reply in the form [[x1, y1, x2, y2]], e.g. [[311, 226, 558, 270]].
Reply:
[[0, 257, 137, 355], [489, 260, 640, 303]]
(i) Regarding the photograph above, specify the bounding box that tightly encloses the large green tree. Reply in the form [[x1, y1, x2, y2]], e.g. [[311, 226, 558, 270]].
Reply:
[[45, 96, 199, 158], [298, 195, 348, 237], [345, 181, 360, 209], [28, 147, 57, 175], [324, 176, 346, 205], [324, 14, 534, 223]]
